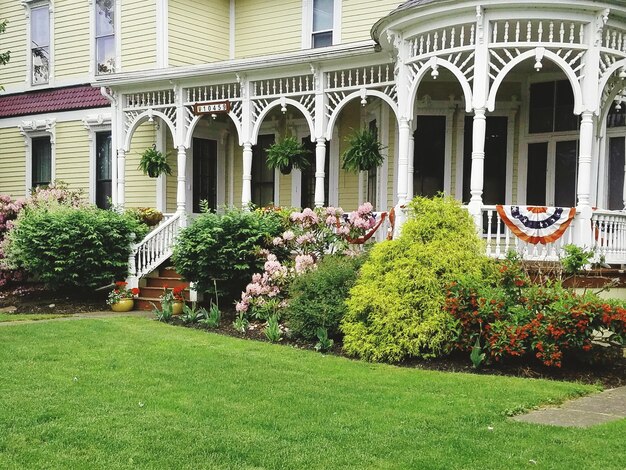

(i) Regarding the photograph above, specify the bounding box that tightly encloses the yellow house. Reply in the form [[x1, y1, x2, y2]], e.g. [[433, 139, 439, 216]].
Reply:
[[4, 0, 626, 282]]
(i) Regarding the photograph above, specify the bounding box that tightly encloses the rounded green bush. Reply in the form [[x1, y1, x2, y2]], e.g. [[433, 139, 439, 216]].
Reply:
[[6, 206, 144, 289], [340, 196, 488, 362], [286, 254, 366, 340], [172, 208, 284, 300]]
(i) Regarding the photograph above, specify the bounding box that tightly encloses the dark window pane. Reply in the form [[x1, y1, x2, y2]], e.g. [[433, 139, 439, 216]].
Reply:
[[301, 137, 329, 209], [554, 140, 578, 207], [554, 80, 577, 132], [252, 134, 275, 207], [414, 115, 445, 198], [608, 137, 625, 210], [607, 101, 626, 128], [526, 143, 548, 205], [32, 136, 51, 188], [313, 31, 333, 48], [96, 131, 112, 209], [529, 81, 554, 133]]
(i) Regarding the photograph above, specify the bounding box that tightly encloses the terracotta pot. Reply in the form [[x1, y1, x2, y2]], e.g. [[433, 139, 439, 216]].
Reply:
[[111, 298, 134, 312], [172, 301, 184, 315]]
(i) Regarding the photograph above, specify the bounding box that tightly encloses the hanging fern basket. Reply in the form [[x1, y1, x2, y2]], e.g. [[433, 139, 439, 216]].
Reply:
[[265, 137, 311, 175], [138, 145, 172, 178], [341, 129, 386, 173]]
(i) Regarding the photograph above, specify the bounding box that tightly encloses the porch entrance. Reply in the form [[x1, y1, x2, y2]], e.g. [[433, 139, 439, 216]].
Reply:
[[192, 137, 217, 213]]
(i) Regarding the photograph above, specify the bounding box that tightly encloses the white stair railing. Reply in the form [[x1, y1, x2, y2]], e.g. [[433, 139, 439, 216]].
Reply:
[[127, 212, 183, 285]]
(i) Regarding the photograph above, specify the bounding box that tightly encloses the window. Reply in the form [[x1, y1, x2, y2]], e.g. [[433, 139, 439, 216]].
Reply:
[[529, 80, 577, 134], [31, 4, 50, 85], [32, 136, 52, 188], [95, 131, 112, 209], [312, 0, 334, 48], [96, 0, 116, 74], [252, 134, 275, 207]]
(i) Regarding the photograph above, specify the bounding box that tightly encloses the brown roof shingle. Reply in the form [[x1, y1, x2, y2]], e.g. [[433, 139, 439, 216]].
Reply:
[[0, 85, 110, 119]]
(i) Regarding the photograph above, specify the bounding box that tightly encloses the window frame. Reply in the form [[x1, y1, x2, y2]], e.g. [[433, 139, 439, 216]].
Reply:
[[19, 119, 56, 192], [302, 0, 342, 49], [91, 0, 121, 77], [23, 0, 53, 87]]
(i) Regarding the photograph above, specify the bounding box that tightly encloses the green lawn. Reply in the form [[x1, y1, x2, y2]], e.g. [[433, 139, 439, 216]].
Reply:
[[0, 317, 623, 469], [0, 313, 70, 322]]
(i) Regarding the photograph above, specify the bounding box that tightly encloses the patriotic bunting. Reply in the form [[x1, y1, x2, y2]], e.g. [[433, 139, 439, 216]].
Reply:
[[495, 205, 576, 245]]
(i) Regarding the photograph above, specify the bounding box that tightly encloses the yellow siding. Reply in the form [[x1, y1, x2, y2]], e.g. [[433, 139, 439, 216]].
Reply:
[[54, 0, 90, 79], [0, 1, 27, 91], [169, 0, 229, 66], [337, 101, 360, 210], [0, 127, 26, 197], [54, 121, 90, 191], [165, 132, 177, 213], [278, 172, 291, 207], [126, 122, 157, 207], [342, 0, 401, 43], [121, 0, 157, 72], [235, 0, 301, 58]]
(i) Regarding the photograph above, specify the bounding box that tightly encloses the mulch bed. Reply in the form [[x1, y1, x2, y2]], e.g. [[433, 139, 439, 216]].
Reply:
[[2, 285, 624, 388]]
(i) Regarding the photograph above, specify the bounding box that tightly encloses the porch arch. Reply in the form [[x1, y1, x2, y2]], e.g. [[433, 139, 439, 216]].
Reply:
[[325, 89, 399, 140], [123, 110, 177, 152], [185, 112, 243, 148], [407, 57, 473, 116], [251, 98, 315, 145], [487, 49, 584, 114], [598, 58, 626, 118]]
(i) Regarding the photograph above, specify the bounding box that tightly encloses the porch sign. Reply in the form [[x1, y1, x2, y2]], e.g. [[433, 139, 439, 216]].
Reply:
[[496, 205, 576, 245], [193, 100, 230, 115]]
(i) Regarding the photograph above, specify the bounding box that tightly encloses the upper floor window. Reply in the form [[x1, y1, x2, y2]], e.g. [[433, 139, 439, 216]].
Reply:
[[529, 80, 578, 134], [96, 0, 115, 74], [312, 0, 334, 48], [31, 4, 50, 85]]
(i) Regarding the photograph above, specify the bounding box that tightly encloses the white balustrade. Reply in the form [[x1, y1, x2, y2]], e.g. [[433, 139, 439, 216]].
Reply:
[[185, 83, 241, 103], [125, 89, 175, 109], [490, 20, 586, 46], [591, 210, 626, 264], [129, 212, 183, 280], [407, 23, 475, 59]]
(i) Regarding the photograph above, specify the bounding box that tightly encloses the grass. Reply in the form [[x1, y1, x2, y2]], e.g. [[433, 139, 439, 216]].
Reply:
[[0, 313, 70, 322], [0, 317, 623, 469]]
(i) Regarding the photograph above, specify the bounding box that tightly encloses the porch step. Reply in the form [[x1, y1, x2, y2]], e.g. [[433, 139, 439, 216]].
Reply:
[[136, 265, 191, 311]]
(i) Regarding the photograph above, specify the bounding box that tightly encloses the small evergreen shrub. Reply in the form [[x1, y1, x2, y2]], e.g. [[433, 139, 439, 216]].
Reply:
[[341, 196, 488, 362], [172, 208, 284, 300], [5, 205, 144, 289], [285, 254, 366, 340]]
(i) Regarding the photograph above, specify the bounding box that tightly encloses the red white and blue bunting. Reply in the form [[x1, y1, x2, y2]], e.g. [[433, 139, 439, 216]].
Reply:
[[495, 205, 576, 245]]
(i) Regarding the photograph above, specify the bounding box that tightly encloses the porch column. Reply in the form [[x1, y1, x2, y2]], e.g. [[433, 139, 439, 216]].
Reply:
[[176, 145, 187, 213], [468, 107, 487, 228], [241, 141, 253, 207], [575, 111, 594, 247], [393, 117, 412, 237], [116, 148, 126, 207], [314, 137, 326, 208], [407, 133, 415, 200]]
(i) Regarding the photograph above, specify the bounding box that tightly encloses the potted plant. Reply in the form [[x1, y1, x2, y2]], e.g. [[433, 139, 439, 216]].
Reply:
[[266, 137, 311, 175], [138, 145, 172, 178], [161, 285, 186, 315], [106, 281, 140, 312], [341, 129, 385, 173], [137, 207, 164, 226]]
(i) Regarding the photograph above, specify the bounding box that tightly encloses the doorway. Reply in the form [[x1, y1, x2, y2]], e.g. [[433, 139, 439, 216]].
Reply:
[[192, 137, 217, 213]]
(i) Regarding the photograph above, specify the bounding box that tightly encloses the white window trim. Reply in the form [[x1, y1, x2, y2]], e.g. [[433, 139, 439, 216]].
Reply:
[[83, 113, 112, 205], [89, 0, 122, 79], [19, 118, 56, 192], [301, 0, 342, 49], [23, 0, 54, 88]]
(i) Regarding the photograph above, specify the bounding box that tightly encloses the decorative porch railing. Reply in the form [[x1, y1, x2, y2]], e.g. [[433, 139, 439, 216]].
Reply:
[[480, 205, 575, 261], [591, 210, 626, 265], [128, 212, 183, 281]]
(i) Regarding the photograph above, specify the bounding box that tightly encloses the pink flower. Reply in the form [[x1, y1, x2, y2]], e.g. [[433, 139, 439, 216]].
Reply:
[[282, 230, 295, 241], [235, 301, 249, 313], [358, 202, 373, 215], [295, 254, 316, 274], [272, 237, 283, 246]]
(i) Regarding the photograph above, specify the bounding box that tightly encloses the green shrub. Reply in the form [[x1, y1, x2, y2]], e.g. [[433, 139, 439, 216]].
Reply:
[[285, 254, 366, 340], [340, 196, 488, 362], [172, 208, 284, 300], [6, 206, 144, 289]]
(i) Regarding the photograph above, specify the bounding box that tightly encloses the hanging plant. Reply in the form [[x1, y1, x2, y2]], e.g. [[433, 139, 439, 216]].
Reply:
[[138, 145, 172, 178], [341, 129, 385, 173], [266, 137, 311, 175]]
